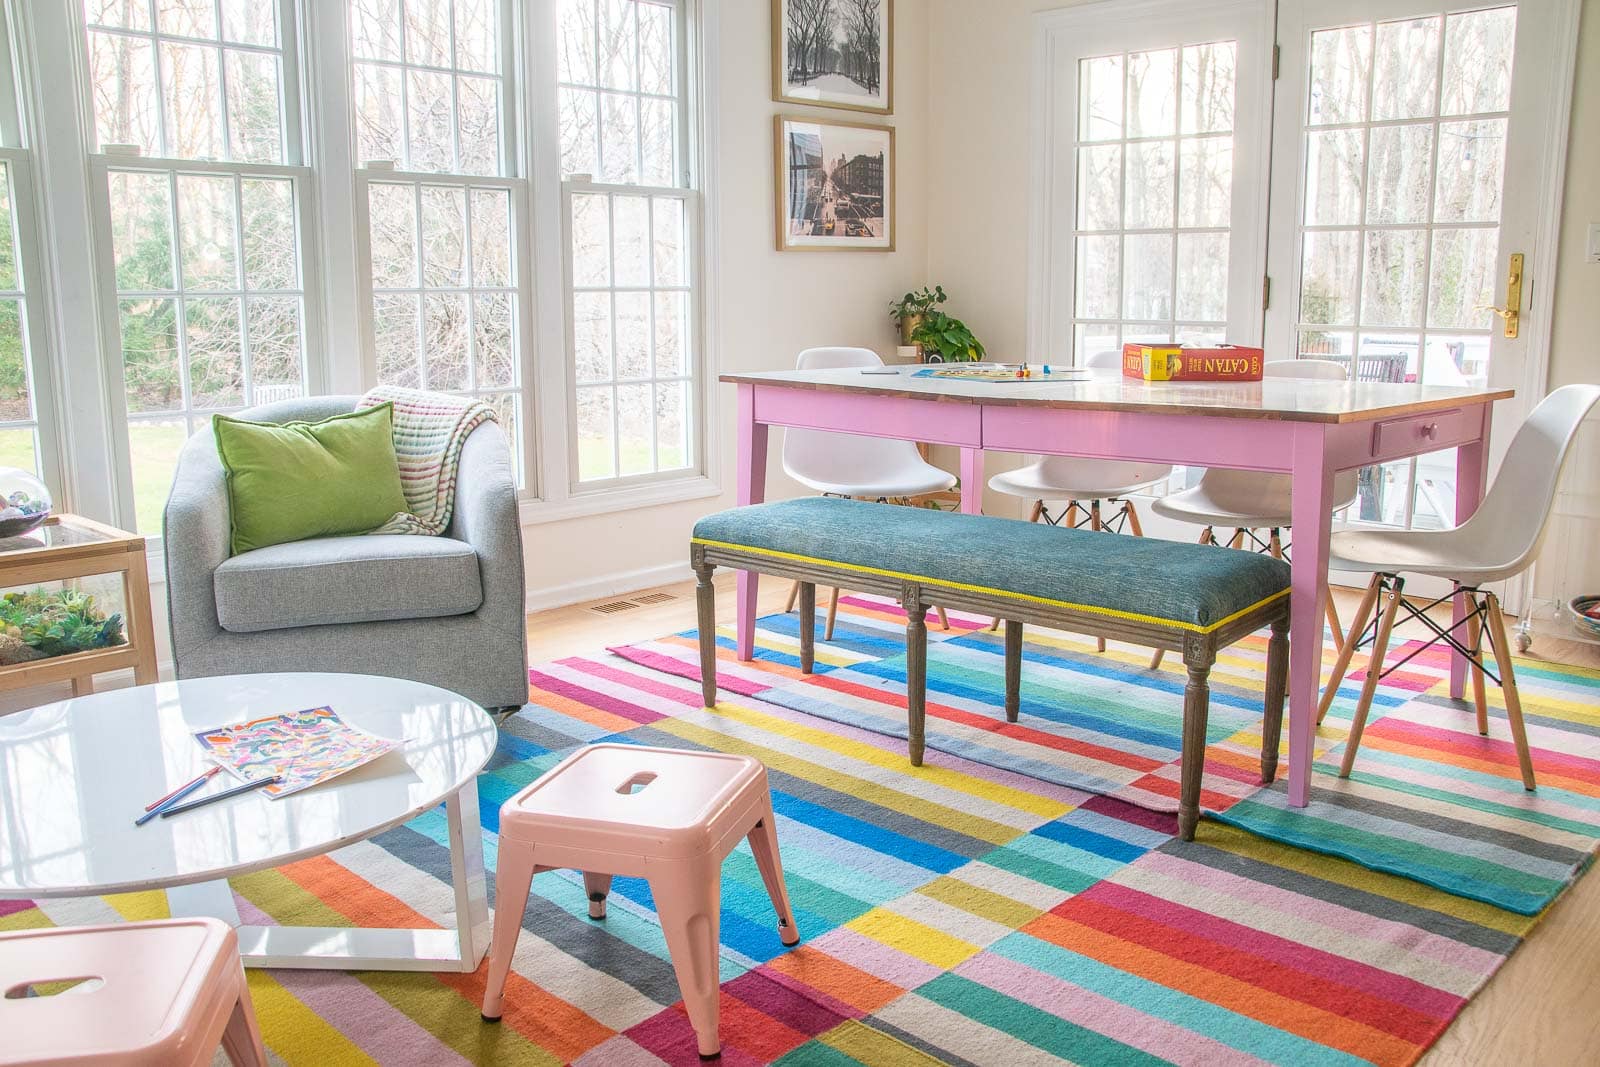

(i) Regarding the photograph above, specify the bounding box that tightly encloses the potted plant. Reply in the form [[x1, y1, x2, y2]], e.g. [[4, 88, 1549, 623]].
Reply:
[[889, 285, 947, 346], [909, 310, 987, 363]]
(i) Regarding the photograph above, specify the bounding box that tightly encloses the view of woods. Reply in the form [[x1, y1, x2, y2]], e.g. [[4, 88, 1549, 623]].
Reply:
[[784, 0, 884, 96]]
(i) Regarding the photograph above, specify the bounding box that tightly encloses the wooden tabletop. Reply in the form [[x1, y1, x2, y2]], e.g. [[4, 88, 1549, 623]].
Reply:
[[721, 367, 1515, 424]]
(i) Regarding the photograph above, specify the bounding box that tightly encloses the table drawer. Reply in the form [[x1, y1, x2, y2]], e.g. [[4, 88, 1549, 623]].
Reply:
[[1369, 407, 1480, 461]]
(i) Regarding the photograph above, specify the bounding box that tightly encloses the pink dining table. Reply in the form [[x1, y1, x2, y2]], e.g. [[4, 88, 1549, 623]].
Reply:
[[722, 364, 1513, 809]]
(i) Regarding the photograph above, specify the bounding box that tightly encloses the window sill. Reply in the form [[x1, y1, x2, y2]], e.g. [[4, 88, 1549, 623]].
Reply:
[[518, 475, 723, 526]]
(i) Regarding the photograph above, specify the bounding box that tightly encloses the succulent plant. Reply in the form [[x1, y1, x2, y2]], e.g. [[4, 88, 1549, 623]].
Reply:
[[0, 588, 126, 660]]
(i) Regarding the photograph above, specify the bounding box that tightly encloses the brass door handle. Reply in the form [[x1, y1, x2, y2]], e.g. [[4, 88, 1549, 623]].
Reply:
[[1476, 253, 1523, 339]]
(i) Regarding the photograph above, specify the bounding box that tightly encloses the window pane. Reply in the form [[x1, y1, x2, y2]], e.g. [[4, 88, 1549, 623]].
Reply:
[[240, 178, 298, 291], [0, 165, 17, 291], [561, 89, 600, 178], [403, 0, 451, 67], [652, 197, 685, 286], [374, 292, 420, 386], [1177, 137, 1230, 228], [1300, 229, 1359, 326], [1175, 232, 1227, 322], [639, 2, 674, 96], [368, 182, 418, 287], [559, 0, 598, 83], [351, 0, 402, 60], [0, 427, 37, 478], [1074, 235, 1119, 319], [471, 188, 512, 287], [177, 174, 239, 290], [1308, 25, 1370, 125], [1180, 42, 1234, 134], [640, 97, 675, 186], [422, 291, 468, 390], [88, 0, 152, 31], [1435, 120, 1505, 224], [420, 185, 467, 288], [110, 170, 175, 291], [1122, 233, 1173, 321], [89, 32, 160, 154], [614, 291, 649, 379], [120, 298, 181, 413], [573, 291, 611, 383], [599, 0, 638, 91], [406, 68, 455, 171], [245, 296, 303, 393], [456, 75, 501, 176], [1362, 229, 1427, 327], [1372, 17, 1440, 121], [455, 0, 499, 73], [225, 51, 284, 163], [0, 299, 31, 420], [616, 382, 651, 476], [577, 386, 615, 480], [1076, 144, 1120, 232], [655, 381, 688, 471], [1304, 128, 1363, 226], [353, 63, 404, 164], [156, 0, 217, 39], [473, 292, 514, 387], [1440, 8, 1516, 116], [571, 192, 611, 287], [1365, 124, 1433, 226], [1428, 228, 1498, 330], [185, 295, 243, 408], [654, 290, 687, 376], [160, 42, 224, 159], [599, 92, 639, 184], [128, 418, 187, 534], [1125, 49, 1177, 138], [1123, 141, 1173, 230], [612, 195, 649, 287], [221, 0, 278, 46], [1079, 55, 1123, 142]]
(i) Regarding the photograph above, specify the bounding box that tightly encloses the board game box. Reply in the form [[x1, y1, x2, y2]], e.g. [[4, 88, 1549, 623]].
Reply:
[[1122, 343, 1265, 382]]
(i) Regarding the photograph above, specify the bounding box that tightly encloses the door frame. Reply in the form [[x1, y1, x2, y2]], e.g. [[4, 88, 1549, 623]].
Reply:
[[1261, 0, 1582, 607], [1028, 0, 1277, 363]]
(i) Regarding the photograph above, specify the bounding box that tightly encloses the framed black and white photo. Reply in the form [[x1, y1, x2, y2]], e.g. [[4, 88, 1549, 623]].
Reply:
[[774, 116, 894, 252], [772, 0, 893, 114]]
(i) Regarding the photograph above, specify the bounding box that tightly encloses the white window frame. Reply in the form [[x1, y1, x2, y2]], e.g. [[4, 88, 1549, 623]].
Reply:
[[525, 0, 720, 522], [0, 2, 65, 497]]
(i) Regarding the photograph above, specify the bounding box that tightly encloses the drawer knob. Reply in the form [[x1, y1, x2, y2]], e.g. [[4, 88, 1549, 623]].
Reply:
[[1419, 422, 1438, 440]]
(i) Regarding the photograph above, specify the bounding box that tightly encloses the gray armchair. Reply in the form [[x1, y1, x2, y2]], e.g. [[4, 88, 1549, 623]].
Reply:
[[163, 395, 529, 710]]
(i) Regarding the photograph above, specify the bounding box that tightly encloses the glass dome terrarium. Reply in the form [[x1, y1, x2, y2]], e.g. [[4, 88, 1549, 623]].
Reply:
[[0, 468, 51, 538]]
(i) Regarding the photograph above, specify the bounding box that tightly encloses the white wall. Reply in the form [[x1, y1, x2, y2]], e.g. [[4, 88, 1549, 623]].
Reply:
[[522, 0, 934, 607]]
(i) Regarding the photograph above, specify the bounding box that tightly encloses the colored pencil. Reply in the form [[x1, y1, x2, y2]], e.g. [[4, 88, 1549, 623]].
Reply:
[[133, 772, 214, 827], [144, 765, 221, 812], [158, 774, 282, 819]]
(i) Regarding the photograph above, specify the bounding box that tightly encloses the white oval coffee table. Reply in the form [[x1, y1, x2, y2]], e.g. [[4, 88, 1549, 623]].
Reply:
[[0, 673, 498, 972]]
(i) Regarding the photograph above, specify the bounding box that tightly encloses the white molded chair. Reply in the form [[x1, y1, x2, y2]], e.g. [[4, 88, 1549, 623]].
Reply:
[[781, 346, 958, 637], [1148, 359, 1358, 668], [1319, 384, 1600, 788], [988, 349, 1173, 536]]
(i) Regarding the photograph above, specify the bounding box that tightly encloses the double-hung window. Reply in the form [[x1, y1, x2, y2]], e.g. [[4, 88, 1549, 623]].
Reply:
[[558, 0, 700, 487], [351, 0, 530, 482], [82, 0, 314, 534], [0, 3, 58, 486]]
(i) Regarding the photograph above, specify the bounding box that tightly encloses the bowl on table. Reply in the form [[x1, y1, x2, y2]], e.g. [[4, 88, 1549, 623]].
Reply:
[[1568, 595, 1600, 640]]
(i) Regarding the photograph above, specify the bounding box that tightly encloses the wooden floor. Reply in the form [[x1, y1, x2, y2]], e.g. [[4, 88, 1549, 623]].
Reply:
[[6, 578, 1596, 1062], [534, 577, 1600, 1067]]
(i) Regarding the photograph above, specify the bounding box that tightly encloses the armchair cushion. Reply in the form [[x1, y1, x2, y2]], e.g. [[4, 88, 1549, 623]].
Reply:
[[214, 534, 483, 634]]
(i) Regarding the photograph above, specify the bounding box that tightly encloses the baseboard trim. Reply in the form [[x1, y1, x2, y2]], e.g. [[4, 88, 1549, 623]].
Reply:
[[524, 560, 695, 613]]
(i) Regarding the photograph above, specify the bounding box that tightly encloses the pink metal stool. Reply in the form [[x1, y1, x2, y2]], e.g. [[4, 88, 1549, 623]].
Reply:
[[482, 744, 800, 1060], [0, 917, 267, 1066]]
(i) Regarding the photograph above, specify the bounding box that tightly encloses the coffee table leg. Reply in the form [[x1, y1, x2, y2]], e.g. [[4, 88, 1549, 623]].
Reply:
[[163, 780, 491, 972]]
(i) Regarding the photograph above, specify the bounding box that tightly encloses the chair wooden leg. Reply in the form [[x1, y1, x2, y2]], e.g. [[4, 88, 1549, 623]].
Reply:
[[695, 565, 719, 709], [1229, 528, 1247, 549], [1064, 501, 1080, 528], [798, 582, 815, 675], [904, 585, 928, 765], [936, 605, 950, 630], [1268, 528, 1284, 559], [1003, 620, 1022, 724], [1148, 648, 1165, 670], [1125, 500, 1145, 537], [987, 615, 1001, 632], [1484, 592, 1536, 790], [1028, 499, 1044, 523], [1318, 574, 1381, 724], [1262, 617, 1289, 783], [1200, 526, 1216, 547], [1340, 577, 1403, 778], [1464, 588, 1489, 735], [824, 586, 840, 641], [1090, 500, 1103, 531], [1323, 585, 1346, 652], [1178, 649, 1217, 842]]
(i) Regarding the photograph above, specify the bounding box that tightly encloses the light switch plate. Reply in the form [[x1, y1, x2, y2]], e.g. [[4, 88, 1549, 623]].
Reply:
[[1589, 223, 1600, 263]]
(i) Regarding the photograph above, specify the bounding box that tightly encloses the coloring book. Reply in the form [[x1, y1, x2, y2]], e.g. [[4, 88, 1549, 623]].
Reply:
[[193, 706, 403, 798]]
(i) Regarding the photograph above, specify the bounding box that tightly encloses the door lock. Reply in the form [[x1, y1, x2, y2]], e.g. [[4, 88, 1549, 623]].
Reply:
[[1474, 252, 1523, 339]]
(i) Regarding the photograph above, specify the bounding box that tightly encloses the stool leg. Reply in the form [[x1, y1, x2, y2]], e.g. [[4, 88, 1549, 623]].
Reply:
[[583, 871, 614, 920], [1261, 617, 1289, 784], [1178, 649, 1216, 842], [220, 977, 268, 1067], [798, 582, 816, 675], [482, 845, 538, 1021], [905, 585, 928, 766], [1003, 620, 1022, 724], [747, 797, 800, 947], [695, 565, 718, 709], [651, 858, 724, 1061]]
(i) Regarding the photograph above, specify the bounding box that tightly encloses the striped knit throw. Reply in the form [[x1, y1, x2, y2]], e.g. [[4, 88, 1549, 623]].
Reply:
[[356, 386, 496, 536]]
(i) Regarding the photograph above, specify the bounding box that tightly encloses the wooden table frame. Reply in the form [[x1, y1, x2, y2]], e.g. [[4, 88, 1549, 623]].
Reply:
[[0, 514, 159, 695], [724, 368, 1511, 809]]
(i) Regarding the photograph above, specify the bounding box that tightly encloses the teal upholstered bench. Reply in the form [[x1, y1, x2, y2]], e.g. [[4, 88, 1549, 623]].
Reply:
[[690, 497, 1291, 840]]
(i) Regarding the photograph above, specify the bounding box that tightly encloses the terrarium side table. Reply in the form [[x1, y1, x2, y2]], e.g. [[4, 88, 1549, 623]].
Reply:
[[0, 514, 159, 696]]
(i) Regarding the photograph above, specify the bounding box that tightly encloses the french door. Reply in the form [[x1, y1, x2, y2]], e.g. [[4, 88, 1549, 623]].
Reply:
[[1265, 0, 1572, 562]]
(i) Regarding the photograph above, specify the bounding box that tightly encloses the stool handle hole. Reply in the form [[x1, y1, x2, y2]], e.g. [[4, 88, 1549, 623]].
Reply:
[[617, 772, 658, 795], [5, 976, 105, 999]]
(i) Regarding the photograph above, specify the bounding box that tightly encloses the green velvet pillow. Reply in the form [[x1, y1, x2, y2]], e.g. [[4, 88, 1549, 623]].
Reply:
[[213, 403, 408, 555]]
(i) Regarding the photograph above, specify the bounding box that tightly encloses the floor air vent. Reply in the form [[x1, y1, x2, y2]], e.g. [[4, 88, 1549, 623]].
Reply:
[[590, 600, 639, 615], [632, 592, 677, 605]]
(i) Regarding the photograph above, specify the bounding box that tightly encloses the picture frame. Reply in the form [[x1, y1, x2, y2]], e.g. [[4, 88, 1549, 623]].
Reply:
[[771, 0, 893, 115], [774, 115, 895, 252]]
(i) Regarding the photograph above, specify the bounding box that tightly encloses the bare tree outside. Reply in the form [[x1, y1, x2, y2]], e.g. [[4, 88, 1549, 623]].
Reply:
[[778, 0, 887, 108]]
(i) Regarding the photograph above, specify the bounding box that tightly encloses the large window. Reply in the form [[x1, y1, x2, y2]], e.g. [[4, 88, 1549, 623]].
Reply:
[[559, 0, 698, 486], [0, 5, 55, 483], [352, 0, 527, 479], [84, 0, 311, 533]]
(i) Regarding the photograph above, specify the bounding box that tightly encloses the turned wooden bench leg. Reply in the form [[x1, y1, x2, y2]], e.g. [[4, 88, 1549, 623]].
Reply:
[[1179, 642, 1217, 842], [1003, 620, 1022, 724], [1261, 616, 1289, 783], [695, 562, 718, 709], [798, 582, 816, 674], [904, 583, 928, 766]]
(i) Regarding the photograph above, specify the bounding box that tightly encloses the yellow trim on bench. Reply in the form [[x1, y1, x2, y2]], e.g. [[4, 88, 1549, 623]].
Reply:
[[691, 537, 1289, 636]]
